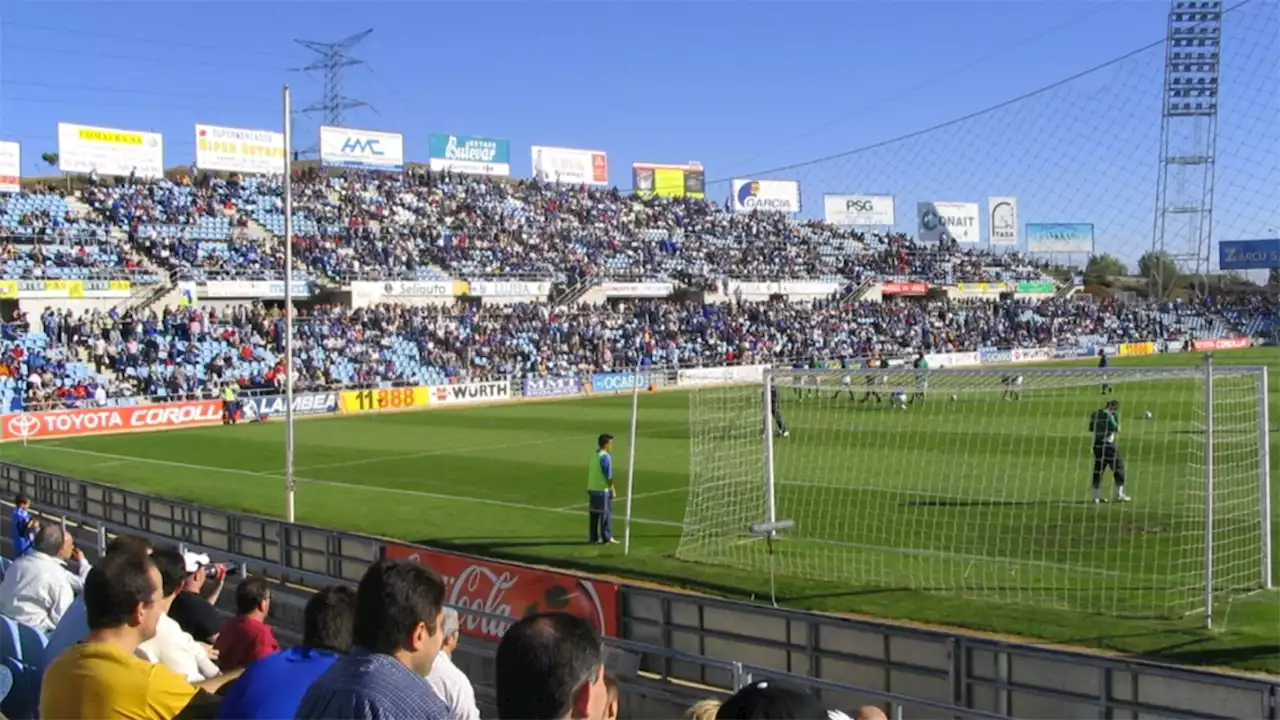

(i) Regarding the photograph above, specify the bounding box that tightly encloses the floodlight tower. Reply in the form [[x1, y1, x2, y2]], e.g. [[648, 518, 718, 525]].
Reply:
[[292, 29, 374, 156], [1151, 1, 1222, 297]]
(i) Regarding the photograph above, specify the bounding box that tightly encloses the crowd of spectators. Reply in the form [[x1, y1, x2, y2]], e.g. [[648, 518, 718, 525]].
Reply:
[[4, 170, 1061, 287], [0, 293, 1238, 410]]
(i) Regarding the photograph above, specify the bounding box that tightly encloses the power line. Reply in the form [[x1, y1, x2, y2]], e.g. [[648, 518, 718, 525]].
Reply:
[[2, 80, 273, 104], [1, 21, 296, 59], [4, 44, 288, 73]]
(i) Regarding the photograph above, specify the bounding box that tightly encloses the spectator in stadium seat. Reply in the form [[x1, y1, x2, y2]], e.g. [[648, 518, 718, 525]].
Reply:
[[295, 560, 450, 720], [716, 680, 851, 720], [40, 552, 241, 720], [426, 607, 480, 720], [9, 495, 37, 560], [44, 533, 153, 667], [494, 611, 608, 720], [216, 584, 357, 720], [137, 547, 221, 682], [168, 551, 225, 644], [212, 575, 278, 672], [0, 523, 90, 633]]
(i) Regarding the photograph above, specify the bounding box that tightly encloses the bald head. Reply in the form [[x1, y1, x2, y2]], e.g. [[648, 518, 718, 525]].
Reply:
[[35, 523, 68, 559]]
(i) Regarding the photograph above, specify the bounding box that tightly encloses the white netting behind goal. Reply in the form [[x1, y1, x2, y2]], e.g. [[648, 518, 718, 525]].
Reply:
[[675, 365, 1271, 618]]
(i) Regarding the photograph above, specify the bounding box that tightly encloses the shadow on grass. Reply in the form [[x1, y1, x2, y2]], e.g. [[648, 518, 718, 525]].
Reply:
[[1155, 643, 1280, 669]]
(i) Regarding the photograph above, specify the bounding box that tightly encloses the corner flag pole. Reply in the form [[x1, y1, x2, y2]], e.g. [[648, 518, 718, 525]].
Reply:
[[282, 85, 297, 524], [622, 352, 643, 555]]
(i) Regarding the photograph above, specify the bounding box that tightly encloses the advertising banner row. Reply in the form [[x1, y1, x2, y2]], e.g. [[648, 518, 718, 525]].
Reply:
[[677, 365, 767, 387], [201, 280, 313, 300], [0, 279, 132, 300], [336, 381, 513, 416], [724, 280, 840, 297]]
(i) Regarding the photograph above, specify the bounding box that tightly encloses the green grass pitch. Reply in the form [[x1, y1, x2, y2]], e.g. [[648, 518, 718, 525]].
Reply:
[[2, 349, 1277, 672]]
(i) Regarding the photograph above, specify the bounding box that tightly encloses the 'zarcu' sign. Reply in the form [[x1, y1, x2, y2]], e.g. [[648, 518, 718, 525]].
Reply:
[[1219, 239, 1280, 270]]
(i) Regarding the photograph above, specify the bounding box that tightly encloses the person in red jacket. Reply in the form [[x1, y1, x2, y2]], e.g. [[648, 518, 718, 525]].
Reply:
[[213, 576, 279, 672]]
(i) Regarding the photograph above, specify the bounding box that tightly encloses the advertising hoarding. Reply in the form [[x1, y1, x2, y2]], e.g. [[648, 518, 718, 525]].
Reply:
[[589, 373, 649, 393], [632, 162, 704, 198], [319, 126, 404, 172], [384, 543, 619, 640], [195, 124, 285, 175], [881, 282, 929, 295], [531, 146, 608, 186], [523, 376, 583, 398], [917, 201, 980, 243], [1, 400, 221, 442], [823, 195, 894, 226], [429, 134, 511, 176], [1191, 337, 1253, 351], [598, 282, 673, 297], [467, 280, 551, 297], [1218, 239, 1280, 270], [1026, 223, 1095, 254], [339, 387, 430, 414], [243, 392, 339, 418], [429, 381, 511, 406], [0, 141, 19, 193], [988, 196, 1019, 245], [731, 179, 800, 214], [57, 122, 164, 179], [201, 281, 312, 299]]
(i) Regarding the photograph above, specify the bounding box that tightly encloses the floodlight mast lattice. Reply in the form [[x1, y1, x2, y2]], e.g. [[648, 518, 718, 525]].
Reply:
[[1151, 1, 1222, 297]]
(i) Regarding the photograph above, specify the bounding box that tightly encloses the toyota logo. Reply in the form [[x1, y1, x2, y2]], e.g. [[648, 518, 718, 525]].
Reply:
[[6, 414, 40, 439]]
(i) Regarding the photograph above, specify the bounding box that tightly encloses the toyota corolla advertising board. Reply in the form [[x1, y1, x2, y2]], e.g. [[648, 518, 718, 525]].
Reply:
[[731, 179, 800, 214], [320, 126, 404, 172]]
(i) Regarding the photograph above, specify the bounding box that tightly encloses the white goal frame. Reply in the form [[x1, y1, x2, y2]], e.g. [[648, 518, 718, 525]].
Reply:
[[738, 359, 1272, 624]]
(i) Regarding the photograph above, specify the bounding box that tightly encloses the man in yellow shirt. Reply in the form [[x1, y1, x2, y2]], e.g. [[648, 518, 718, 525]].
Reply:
[[41, 551, 240, 719]]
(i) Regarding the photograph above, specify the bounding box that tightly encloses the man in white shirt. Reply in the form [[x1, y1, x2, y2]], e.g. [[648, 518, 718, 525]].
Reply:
[[0, 524, 90, 633], [137, 547, 221, 682], [426, 607, 480, 720]]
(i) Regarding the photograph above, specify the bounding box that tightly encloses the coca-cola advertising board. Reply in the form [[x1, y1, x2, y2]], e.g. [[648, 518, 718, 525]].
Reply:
[[384, 543, 619, 641], [1, 399, 223, 442], [1191, 337, 1253, 351]]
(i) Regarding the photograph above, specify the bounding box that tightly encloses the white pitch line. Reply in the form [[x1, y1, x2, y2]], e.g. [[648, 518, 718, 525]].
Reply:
[[22, 444, 684, 528], [292, 436, 564, 473], [555, 486, 689, 511]]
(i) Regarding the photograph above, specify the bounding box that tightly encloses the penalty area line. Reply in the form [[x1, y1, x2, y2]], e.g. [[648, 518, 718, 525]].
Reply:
[[19, 445, 684, 528]]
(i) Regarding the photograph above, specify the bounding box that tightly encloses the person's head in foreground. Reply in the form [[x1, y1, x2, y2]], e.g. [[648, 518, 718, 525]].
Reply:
[[687, 699, 723, 720], [716, 680, 852, 720], [495, 611, 608, 720], [354, 558, 446, 675], [85, 551, 166, 643]]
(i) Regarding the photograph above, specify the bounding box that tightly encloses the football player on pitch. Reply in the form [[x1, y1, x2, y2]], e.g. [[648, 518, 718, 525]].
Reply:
[[1090, 399, 1130, 503]]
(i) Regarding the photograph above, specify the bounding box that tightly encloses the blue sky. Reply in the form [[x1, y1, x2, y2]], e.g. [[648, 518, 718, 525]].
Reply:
[[1, 1, 1276, 268]]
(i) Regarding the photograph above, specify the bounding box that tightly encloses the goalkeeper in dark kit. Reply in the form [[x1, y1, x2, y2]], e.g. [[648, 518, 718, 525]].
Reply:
[[769, 383, 789, 438], [1090, 399, 1130, 503]]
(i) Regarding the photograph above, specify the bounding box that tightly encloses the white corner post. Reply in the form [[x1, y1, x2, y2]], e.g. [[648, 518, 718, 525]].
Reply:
[[282, 84, 297, 525], [622, 358, 642, 555], [1258, 366, 1272, 590], [1203, 354, 1215, 629], [762, 370, 778, 534]]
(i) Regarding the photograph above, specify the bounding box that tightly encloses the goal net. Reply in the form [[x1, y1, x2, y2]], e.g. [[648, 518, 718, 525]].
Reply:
[[676, 363, 1272, 618]]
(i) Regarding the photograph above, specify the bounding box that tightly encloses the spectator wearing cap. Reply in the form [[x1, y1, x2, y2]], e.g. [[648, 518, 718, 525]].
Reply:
[[495, 611, 608, 720], [212, 575, 278, 671], [426, 607, 480, 720], [0, 522, 90, 632], [716, 680, 851, 720], [168, 550, 225, 644], [9, 494, 38, 559], [39, 552, 241, 719], [44, 534, 153, 667], [296, 559, 450, 720], [137, 547, 221, 682], [216, 584, 357, 720]]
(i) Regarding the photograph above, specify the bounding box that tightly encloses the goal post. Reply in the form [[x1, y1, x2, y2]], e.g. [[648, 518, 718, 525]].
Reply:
[[675, 361, 1273, 619]]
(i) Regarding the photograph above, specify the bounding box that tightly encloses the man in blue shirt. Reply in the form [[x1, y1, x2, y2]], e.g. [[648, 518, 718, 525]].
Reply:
[[586, 434, 617, 545], [296, 560, 450, 720], [10, 494, 38, 559], [217, 585, 356, 719]]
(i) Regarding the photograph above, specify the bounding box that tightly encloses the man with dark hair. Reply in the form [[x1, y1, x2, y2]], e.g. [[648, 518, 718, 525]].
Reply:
[[45, 533, 152, 666], [10, 493, 38, 558], [495, 611, 608, 720], [1090, 399, 1130, 503], [213, 575, 279, 671], [138, 547, 221, 682], [586, 434, 618, 545], [296, 560, 450, 719], [217, 585, 357, 719], [40, 553, 239, 719], [0, 522, 90, 631]]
